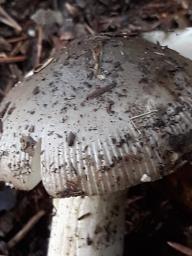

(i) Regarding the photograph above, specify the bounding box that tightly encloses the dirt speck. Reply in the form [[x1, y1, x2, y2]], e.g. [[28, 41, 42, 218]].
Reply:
[[20, 135, 37, 156], [33, 86, 40, 95], [66, 132, 76, 147], [7, 106, 16, 115], [87, 236, 93, 246], [0, 120, 3, 133], [28, 125, 35, 133]]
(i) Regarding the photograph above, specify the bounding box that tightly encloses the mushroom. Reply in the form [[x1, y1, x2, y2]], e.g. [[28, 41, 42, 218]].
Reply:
[[1, 36, 192, 255]]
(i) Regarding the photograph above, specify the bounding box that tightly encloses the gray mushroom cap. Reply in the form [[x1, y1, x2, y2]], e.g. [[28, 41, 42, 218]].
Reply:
[[0, 36, 192, 196]]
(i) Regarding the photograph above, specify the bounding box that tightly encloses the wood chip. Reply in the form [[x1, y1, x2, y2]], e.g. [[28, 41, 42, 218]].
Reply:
[[86, 84, 116, 100]]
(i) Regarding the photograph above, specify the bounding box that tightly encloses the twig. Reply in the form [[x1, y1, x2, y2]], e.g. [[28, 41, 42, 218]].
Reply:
[[0, 55, 26, 63], [34, 57, 54, 73], [84, 23, 96, 36], [65, 2, 79, 17], [7, 210, 45, 249], [0, 6, 22, 32], [129, 111, 158, 135], [92, 42, 102, 77], [7, 35, 28, 43], [10, 41, 23, 56], [167, 241, 192, 256], [86, 84, 115, 100], [130, 119, 141, 135], [130, 110, 158, 120], [35, 25, 43, 68]]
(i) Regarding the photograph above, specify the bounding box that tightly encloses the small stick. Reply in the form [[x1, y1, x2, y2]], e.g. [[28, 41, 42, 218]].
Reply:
[[167, 241, 192, 256], [0, 6, 22, 32], [84, 23, 96, 36], [7, 35, 28, 43], [34, 57, 54, 73], [130, 120, 141, 135], [0, 55, 26, 63], [35, 25, 43, 68], [7, 210, 45, 249], [10, 41, 23, 56], [130, 110, 158, 120]]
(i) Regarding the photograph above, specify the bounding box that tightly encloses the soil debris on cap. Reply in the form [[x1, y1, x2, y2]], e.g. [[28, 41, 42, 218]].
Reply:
[[28, 125, 35, 133], [78, 212, 92, 221], [66, 132, 76, 147], [0, 119, 3, 133], [32, 86, 40, 95], [86, 83, 116, 100], [20, 135, 37, 156], [106, 100, 115, 114]]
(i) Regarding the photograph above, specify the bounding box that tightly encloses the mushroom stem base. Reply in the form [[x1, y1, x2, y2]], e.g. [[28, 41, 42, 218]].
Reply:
[[48, 192, 126, 256]]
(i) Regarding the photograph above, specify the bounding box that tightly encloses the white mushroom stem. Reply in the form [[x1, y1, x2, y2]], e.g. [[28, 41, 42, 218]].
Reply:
[[48, 192, 126, 256]]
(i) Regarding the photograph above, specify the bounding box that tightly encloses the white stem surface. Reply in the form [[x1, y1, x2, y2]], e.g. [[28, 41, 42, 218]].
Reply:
[[48, 192, 125, 256]]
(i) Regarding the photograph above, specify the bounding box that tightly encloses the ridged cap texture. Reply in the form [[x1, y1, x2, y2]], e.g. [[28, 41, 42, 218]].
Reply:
[[0, 36, 192, 196]]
